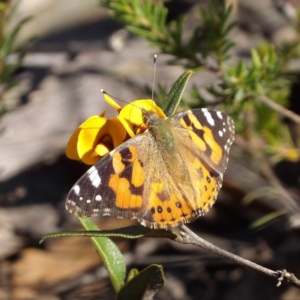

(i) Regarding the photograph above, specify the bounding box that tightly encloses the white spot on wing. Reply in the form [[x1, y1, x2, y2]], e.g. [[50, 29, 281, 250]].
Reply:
[[217, 111, 223, 119], [202, 108, 215, 126], [74, 185, 80, 195], [87, 199, 91, 203], [67, 200, 76, 206], [88, 166, 96, 174], [103, 208, 111, 215], [218, 130, 223, 137], [95, 195, 102, 201], [89, 167, 101, 188]]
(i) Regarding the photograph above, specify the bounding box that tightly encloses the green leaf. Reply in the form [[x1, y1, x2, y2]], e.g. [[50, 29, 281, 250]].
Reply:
[[161, 70, 193, 116], [251, 49, 262, 70], [127, 268, 139, 282], [41, 223, 176, 296], [79, 217, 126, 292], [1, 16, 32, 57], [0, 105, 7, 117], [41, 225, 177, 241], [116, 265, 165, 300], [126, 26, 157, 41], [242, 187, 280, 206], [250, 210, 286, 229], [234, 87, 244, 102]]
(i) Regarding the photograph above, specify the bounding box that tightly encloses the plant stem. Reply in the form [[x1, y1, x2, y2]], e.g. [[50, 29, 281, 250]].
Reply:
[[176, 225, 300, 288], [258, 95, 300, 124]]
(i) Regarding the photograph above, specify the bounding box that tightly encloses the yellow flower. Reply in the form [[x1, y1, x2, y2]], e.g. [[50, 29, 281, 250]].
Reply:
[[66, 93, 166, 165], [118, 99, 166, 137], [66, 112, 127, 165]]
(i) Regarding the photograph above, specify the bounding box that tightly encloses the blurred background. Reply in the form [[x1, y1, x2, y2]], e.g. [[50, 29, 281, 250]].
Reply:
[[1, 0, 300, 299]]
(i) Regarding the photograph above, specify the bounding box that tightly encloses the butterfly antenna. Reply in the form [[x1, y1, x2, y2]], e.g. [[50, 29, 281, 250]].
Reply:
[[101, 89, 141, 113], [101, 89, 127, 105], [152, 54, 157, 102]]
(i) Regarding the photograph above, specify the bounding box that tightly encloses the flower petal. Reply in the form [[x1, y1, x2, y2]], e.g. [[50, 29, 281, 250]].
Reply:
[[106, 117, 128, 147], [103, 93, 122, 112], [94, 144, 110, 157], [77, 116, 107, 164], [78, 116, 127, 165], [66, 128, 81, 160], [118, 100, 166, 137]]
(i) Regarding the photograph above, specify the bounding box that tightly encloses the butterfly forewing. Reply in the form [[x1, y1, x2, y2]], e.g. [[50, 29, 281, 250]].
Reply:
[[173, 108, 234, 174], [66, 134, 149, 219]]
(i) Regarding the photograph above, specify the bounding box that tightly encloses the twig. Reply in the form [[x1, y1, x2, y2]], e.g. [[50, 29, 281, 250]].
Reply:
[[176, 225, 300, 288], [258, 95, 300, 124]]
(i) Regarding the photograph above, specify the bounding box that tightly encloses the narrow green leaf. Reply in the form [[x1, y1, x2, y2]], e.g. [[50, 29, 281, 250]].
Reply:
[[222, 21, 238, 36], [41, 225, 177, 241], [251, 49, 262, 70], [250, 210, 286, 229], [156, 3, 167, 31], [2, 16, 31, 57], [145, 0, 152, 20], [221, 40, 235, 56], [132, 0, 141, 16], [234, 87, 245, 102], [116, 265, 165, 300], [161, 70, 193, 116], [126, 26, 157, 41], [79, 217, 126, 292], [172, 17, 183, 45], [242, 187, 280, 206], [236, 60, 246, 78]]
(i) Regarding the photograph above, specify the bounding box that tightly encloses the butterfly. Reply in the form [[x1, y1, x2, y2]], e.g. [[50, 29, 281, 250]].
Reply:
[[66, 108, 234, 229]]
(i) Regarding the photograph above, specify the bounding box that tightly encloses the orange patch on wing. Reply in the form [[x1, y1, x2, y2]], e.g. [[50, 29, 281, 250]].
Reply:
[[150, 182, 164, 194], [109, 174, 143, 209], [167, 198, 184, 220], [188, 131, 207, 152], [187, 114, 201, 128], [110, 146, 144, 209], [132, 160, 144, 187], [196, 166, 219, 211], [190, 158, 205, 194], [180, 115, 207, 151], [202, 127, 223, 165], [132, 194, 143, 209], [109, 174, 129, 208], [181, 114, 223, 165], [193, 158, 202, 169], [127, 146, 137, 162], [172, 194, 196, 212], [112, 152, 126, 173]]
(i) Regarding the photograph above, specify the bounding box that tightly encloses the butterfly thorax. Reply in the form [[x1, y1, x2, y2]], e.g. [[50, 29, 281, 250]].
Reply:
[[143, 110, 176, 152]]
